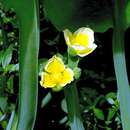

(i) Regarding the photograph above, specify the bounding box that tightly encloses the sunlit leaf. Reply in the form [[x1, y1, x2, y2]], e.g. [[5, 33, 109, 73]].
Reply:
[[107, 108, 117, 121], [93, 108, 104, 120], [2, 45, 13, 68]]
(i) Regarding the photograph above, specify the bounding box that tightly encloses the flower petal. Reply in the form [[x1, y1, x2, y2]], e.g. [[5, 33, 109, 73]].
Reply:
[[40, 72, 56, 88], [71, 33, 89, 47], [77, 43, 97, 57], [74, 27, 94, 37], [51, 73, 62, 84], [63, 29, 73, 46], [45, 55, 65, 73], [73, 27, 94, 46], [71, 45, 86, 51], [60, 68, 74, 86]]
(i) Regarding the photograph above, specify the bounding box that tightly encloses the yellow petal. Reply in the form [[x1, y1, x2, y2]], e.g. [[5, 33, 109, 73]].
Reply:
[[71, 33, 89, 47], [76, 43, 97, 57], [60, 68, 74, 86], [51, 73, 62, 84], [40, 72, 56, 88], [45, 55, 65, 73], [63, 29, 73, 45], [71, 27, 94, 47]]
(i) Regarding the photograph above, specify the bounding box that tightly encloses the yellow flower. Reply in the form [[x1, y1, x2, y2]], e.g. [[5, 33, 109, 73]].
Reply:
[[40, 55, 74, 90], [63, 27, 97, 57]]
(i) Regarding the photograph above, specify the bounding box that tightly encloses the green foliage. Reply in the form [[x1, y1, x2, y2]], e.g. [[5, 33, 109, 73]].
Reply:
[[0, 0, 40, 130], [0, 97, 8, 112], [73, 67, 81, 79], [1, 45, 13, 68], [41, 92, 52, 108], [44, 0, 113, 32], [93, 108, 104, 120], [6, 111, 18, 130], [113, 0, 130, 130], [61, 99, 68, 113]]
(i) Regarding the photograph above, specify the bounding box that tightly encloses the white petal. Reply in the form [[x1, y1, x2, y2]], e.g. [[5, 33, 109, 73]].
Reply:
[[88, 43, 97, 49], [71, 45, 86, 51], [74, 27, 94, 36]]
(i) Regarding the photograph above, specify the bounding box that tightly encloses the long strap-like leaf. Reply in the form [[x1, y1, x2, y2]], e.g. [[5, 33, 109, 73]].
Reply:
[[0, 0, 40, 130], [113, 0, 130, 130]]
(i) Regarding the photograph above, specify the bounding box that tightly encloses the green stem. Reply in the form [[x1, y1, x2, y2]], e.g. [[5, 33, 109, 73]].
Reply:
[[64, 83, 84, 130], [113, 1, 130, 130], [64, 55, 84, 130]]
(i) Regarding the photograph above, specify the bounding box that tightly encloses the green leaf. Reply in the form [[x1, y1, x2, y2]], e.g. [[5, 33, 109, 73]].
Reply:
[[0, 0, 40, 130], [112, 0, 130, 130], [9, 63, 19, 72], [3, 63, 19, 73], [59, 116, 68, 124], [105, 92, 117, 99], [44, 0, 113, 32], [125, 0, 130, 28], [73, 67, 81, 79], [107, 98, 115, 105], [0, 96, 8, 112], [7, 76, 14, 94], [107, 108, 117, 121], [41, 92, 52, 108], [61, 99, 68, 113], [93, 108, 104, 120], [2, 45, 13, 68], [38, 58, 48, 76], [6, 110, 18, 130]]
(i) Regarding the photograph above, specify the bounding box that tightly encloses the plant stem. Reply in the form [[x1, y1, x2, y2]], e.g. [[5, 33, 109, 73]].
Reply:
[[64, 54, 84, 130], [64, 82, 85, 130], [113, 0, 130, 130]]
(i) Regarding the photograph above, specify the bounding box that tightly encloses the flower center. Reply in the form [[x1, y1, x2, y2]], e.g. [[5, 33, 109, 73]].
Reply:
[[71, 33, 89, 47], [51, 73, 62, 84]]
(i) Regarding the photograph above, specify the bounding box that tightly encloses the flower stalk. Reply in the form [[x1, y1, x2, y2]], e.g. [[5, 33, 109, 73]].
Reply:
[[64, 82, 85, 130], [64, 55, 85, 130]]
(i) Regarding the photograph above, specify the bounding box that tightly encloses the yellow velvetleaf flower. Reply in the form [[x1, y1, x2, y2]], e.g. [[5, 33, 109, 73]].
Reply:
[[63, 27, 97, 57], [40, 55, 74, 90]]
